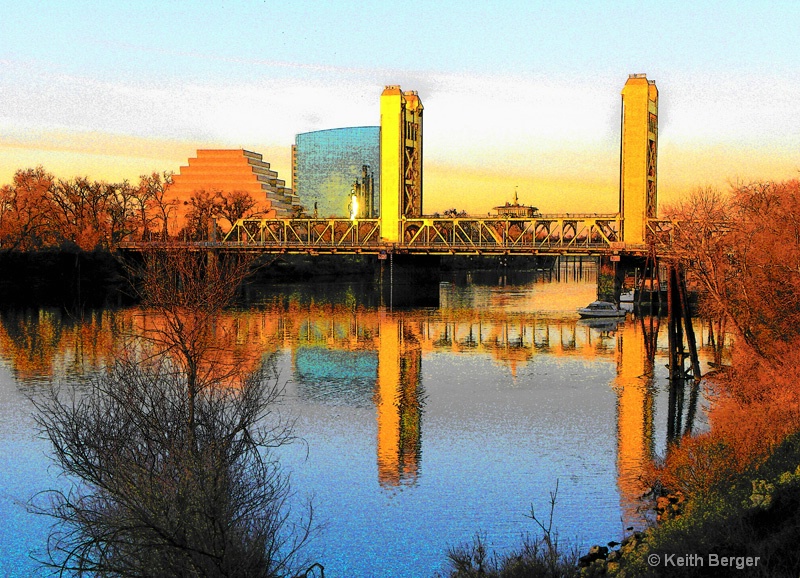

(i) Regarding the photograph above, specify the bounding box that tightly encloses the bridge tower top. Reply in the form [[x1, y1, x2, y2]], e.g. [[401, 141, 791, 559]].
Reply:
[[620, 74, 658, 245], [380, 86, 423, 242]]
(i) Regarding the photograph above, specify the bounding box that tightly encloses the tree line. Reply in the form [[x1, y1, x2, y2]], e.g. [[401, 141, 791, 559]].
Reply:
[[0, 167, 259, 251]]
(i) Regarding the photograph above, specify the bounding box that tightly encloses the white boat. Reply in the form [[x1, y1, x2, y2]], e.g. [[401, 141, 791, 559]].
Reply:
[[577, 300, 627, 319], [618, 290, 635, 312]]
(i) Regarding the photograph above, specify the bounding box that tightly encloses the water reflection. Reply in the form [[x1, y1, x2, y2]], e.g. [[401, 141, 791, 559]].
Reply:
[[0, 308, 119, 382], [1, 304, 721, 487], [613, 316, 656, 524], [0, 279, 732, 575]]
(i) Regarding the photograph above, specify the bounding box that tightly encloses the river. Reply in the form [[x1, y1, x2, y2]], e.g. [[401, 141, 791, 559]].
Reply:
[[0, 264, 724, 577]]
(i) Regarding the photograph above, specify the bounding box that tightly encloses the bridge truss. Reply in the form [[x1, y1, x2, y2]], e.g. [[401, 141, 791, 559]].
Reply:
[[645, 218, 731, 248], [210, 214, 629, 255], [118, 217, 686, 257]]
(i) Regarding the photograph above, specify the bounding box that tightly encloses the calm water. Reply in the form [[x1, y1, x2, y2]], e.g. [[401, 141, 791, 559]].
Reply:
[[0, 268, 722, 577]]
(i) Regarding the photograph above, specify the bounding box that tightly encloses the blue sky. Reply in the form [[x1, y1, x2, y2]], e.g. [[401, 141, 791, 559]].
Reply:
[[2, 0, 799, 212]]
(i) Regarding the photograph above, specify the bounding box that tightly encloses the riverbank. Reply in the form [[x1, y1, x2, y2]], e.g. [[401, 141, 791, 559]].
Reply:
[[442, 430, 800, 578], [576, 429, 800, 577]]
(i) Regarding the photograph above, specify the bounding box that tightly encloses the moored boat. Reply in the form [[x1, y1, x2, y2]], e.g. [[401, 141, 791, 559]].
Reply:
[[619, 289, 634, 302], [577, 300, 627, 319]]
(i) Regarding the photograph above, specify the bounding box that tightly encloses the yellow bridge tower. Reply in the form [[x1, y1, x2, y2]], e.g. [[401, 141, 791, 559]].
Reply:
[[380, 86, 423, 243], [620, 74, 658, 245]]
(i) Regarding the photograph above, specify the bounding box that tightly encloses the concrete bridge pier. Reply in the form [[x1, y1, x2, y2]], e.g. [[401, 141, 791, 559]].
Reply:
[[379, 253, 440, 309]]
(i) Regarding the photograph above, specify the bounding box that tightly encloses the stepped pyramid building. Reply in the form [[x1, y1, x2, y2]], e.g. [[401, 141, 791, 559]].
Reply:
[[166, 149, 298, 235]]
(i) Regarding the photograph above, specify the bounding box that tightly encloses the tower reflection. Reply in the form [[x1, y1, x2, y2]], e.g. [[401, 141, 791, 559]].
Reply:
[[376, 312, 423, 486], [613, 318, 656, 525]]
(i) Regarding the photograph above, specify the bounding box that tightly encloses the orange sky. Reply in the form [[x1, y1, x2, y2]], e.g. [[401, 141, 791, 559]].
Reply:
[[2, 125, 796, 216]]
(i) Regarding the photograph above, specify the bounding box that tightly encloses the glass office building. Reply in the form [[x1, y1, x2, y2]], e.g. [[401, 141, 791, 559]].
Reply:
[[293, 127, 380, 218]]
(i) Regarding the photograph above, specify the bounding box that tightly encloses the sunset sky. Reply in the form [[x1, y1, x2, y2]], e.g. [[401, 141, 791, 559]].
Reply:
[[2, 0, 799, 214]]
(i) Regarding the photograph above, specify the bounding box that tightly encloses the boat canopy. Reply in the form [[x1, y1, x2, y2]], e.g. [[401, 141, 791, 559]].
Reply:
[[585, 301, 616, 309]]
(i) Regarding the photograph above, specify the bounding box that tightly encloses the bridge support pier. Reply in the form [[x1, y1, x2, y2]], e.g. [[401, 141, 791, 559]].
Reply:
[[379, 254, 440, 309]]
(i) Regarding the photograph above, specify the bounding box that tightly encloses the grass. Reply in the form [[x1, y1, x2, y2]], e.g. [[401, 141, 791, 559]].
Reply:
[[438, 481, 581, 578]]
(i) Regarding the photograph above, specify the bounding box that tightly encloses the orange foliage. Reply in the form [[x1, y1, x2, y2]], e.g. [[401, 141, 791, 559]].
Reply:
[[0, 167, 237, 249], [666, 179, 800, 362], [653, 350, 800, 496], [0, 167, 56, 250], [0, 164, 264, 249], [655, 179, 800, 497]]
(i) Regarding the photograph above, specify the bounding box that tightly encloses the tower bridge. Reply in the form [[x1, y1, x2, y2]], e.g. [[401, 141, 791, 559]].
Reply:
[[120, 74, 662, 258]]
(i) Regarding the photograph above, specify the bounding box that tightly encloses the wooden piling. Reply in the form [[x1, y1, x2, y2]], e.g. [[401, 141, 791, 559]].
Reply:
[[677, 267, 702, 381], [665, 261, 704, 443], [667, 263, 682, 382]]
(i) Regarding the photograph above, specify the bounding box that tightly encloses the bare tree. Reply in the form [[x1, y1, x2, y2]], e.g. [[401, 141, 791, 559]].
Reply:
[[46, 176, 114, 250], [137, 171, 175, 241], [216, 190, 257, 229], [106, 180, 138, 244], [185, 190, 217, 241], [29, 249, 316, 577], [134, 249, 255, 442]]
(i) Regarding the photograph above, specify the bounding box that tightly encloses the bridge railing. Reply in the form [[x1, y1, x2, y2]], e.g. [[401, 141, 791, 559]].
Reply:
[[118, 216, 713, 256], [401, 214, 622, 252], [223, 218, 382, 250]]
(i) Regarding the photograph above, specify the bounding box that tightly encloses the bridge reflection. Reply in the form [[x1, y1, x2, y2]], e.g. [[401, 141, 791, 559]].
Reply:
[[0, 305, 727, 519]]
